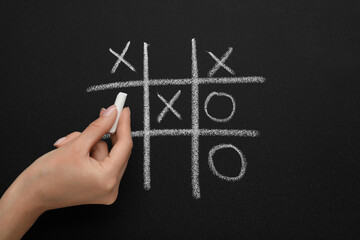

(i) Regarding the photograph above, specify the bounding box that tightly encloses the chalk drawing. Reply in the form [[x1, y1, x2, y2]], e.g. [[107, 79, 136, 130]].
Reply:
[[109, 41, 136, 73], [191, 38, 201, 198], [207, 47, 234, 77], [87, 76, 264, 92], [157, 90, 182, 123], [143, 42, 151, 190], [204, 91, 236, 123], [90, 39, 265, 199], [102, 129, 259, 138], [208, 144, 247, 181]]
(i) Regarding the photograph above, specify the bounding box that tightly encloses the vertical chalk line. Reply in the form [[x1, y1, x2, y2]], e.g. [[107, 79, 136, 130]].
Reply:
[[143, 42, 151, 191], [191, 38, 200, 199]]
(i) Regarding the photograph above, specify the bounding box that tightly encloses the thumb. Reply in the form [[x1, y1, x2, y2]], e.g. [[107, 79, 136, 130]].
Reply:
[[75, 105, 117, 152]]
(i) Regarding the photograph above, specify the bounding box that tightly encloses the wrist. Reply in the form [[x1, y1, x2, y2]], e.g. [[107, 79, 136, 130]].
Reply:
[[0, 173, 45, 240], [1, 172, 46, 218], [15, 169, 48, 214]]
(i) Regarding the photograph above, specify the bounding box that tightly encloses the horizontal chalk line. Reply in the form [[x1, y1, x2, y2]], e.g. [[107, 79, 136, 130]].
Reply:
[[102, 129, 259, 139], [86, 76, 265, 92]]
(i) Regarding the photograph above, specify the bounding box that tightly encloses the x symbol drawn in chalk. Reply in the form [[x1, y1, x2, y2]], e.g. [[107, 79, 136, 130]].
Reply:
[[109, 41, 136, 73], [207, 47, 235, 77], [157, 90, 182, 123]]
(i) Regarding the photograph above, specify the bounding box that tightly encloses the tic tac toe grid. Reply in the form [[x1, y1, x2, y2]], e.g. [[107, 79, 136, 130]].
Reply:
[[87, 39, 265, 199]]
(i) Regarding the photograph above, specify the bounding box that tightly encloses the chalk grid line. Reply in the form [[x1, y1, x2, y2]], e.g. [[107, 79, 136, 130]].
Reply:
[[143, 43, 151, 190], [103, 129, 259, 139], [191, 39, 200, 198], [87, 76, 265, 92], [89, 39, 265, 199]]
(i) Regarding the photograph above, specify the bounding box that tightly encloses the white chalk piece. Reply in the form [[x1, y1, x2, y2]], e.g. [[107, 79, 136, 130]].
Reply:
[[109, 92, 127, 134]]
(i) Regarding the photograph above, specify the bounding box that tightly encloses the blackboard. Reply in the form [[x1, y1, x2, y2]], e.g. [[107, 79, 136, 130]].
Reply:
[[1, 0, 359, 239]]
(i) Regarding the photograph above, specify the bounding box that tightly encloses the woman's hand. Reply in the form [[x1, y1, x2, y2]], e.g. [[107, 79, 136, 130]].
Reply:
[[31, 105, 132, 209], [0, 105, 133, 240]]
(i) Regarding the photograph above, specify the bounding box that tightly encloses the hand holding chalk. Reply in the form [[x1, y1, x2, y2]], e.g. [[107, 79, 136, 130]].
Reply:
[[0, 97, 132, 239]]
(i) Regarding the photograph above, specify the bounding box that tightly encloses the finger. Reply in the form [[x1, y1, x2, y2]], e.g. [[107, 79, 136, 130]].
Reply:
[[108, 107, 132, 170], [75, 105, 117, 152], [119, 157, 129, 179], [110, 107, 129, 146], [113, 159, 129, 193], [54, 131, 81, 148], [90, 140, 109, 161], [99, 107, 106, 117], [110, 130, 117, 146], [110, 110, 117, 146]]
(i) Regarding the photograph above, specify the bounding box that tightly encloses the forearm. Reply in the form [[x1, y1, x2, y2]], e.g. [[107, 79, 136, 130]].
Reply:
[[0, 174, 44, 240]]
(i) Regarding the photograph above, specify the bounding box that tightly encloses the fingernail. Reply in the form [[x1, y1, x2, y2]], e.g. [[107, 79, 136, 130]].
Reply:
[[54, 137, 66, 145], [100, 107, 106, 114], [127, 107, 131, 116], [102, 105, 116, 116]]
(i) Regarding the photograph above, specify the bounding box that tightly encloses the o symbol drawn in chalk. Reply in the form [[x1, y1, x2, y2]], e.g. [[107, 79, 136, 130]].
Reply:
[[208, 144, 247, 181], [204, 92, 235, 122]]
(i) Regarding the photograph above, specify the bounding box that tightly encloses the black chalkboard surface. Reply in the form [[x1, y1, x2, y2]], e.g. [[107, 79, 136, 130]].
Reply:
[[1, 0, 359, 239]]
